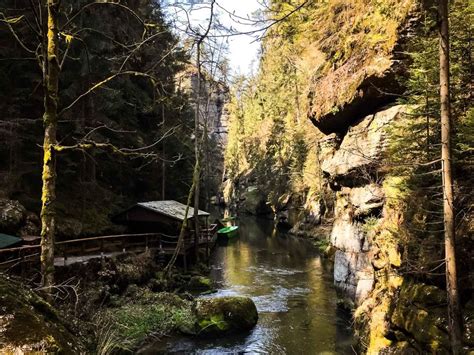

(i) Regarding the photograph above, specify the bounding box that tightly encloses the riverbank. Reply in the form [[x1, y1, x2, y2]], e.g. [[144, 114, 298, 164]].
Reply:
[[1, 248, 259, 353]]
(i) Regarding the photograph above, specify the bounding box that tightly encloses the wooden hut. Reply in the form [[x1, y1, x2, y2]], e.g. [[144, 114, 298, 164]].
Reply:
[[114, 200, 210, 235]]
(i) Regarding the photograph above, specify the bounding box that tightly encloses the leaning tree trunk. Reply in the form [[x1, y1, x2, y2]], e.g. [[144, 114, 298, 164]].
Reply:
[[161, 104, 166, 200], [439, 0, 462, 352], [164, 161, 199, 276], [40, 0, 60, 297], [192, 0, 214, 261]]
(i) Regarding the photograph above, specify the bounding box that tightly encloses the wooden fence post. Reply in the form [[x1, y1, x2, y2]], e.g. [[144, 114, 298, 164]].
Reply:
[[19, 249, 25, 277]]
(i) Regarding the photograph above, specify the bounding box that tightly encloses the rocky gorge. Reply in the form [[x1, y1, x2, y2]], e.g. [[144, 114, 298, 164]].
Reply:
[[225, 101, 473, 353], [222, 0, 473, 352], [0, 0, 472, 353]]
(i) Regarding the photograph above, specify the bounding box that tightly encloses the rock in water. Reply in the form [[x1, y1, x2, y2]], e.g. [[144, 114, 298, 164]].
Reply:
[[195, 296, 258, 335], [0, 276, 82, 353]]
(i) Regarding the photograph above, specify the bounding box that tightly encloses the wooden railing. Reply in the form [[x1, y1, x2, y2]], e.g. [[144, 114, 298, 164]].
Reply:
[[0, 225, 217, 270]]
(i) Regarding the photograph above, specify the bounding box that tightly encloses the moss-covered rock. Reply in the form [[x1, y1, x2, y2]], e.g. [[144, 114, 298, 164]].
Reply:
[[0, 275, 82, 353], [390, 281, 450, 352], [187, 276, 214, 292], [0, 199, 26, 235], [195, 296, 258, 336]]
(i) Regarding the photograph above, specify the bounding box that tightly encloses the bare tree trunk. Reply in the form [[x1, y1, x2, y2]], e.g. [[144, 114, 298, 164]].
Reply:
[[193, 43, 202, 261], [439, 1, 462, 352], [203, 81, 212, 212], [192, 0, 215, 260], [161, 104, 166, 200], [40, 0, 60, 297]]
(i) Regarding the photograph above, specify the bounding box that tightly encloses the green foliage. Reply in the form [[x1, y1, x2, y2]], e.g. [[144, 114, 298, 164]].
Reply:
[[224, 0, 416, 205], [224, 5, 318, 202], [391, 0, 473, 168], [387, 0, 474, 281]]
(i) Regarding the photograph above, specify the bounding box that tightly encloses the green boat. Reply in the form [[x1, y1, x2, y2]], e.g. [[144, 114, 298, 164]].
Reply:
[[217, 225, 239, 238]]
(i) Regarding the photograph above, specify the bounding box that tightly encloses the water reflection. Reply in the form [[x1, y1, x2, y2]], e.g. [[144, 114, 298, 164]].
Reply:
[[151, 217, 354, 354]]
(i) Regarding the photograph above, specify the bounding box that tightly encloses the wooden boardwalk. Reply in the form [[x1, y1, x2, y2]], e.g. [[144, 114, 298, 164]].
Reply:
[[0, 226, 217, 271]]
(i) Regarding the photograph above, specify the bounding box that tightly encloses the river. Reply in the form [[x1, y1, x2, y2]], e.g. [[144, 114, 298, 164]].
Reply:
[[152, 217, 354, 354]]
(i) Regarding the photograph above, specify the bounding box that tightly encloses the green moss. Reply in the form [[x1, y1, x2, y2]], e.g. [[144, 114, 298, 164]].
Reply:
[[390, 280, 450, 351], [187, 276, 214, 293], [198, 313, 230, 332], [382, 176, 410, 210], [314, 239, 329, 253], [195, 296, 258, 336], [362, 216, 379, 233]]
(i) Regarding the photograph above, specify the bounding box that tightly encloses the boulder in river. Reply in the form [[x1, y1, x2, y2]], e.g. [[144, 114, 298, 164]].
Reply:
[[195, 296, 258, 335]]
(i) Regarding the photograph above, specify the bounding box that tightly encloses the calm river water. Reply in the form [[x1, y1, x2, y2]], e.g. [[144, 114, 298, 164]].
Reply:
[[152, 217, 354, 354]]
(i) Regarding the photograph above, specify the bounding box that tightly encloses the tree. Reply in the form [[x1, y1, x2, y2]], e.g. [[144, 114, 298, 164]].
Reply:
[[438, 0, 462, 352], [40, 0, 61, 293], [192, 0, 215, 260]]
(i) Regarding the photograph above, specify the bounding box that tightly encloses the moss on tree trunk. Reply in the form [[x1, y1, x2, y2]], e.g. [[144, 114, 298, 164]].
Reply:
[[40, 0, 60, 295]]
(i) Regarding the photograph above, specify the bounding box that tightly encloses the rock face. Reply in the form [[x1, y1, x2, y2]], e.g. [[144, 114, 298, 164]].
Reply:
[[320, 105, 406, 304], [390, 281, 450, 352], [224, 178, 273, 216], [0, 199, 40, 238], [195, 296, 258, 335], [239, 187, 269, 215], [0, 276, 82, 353], [306, 1, 417, 135], [18, 212, 41, 237], [321, 105, 403, 187]]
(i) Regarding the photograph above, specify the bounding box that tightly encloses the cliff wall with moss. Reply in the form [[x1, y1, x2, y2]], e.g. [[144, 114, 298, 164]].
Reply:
[[223, 0, 473, 352]]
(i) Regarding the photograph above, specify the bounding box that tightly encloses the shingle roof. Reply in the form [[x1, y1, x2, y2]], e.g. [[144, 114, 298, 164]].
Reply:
[[137, 200, 210, 221], [0, 233, 22, 249]]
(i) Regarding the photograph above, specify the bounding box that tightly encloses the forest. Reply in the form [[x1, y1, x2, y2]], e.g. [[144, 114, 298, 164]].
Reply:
[[0, 0, 473, 354]]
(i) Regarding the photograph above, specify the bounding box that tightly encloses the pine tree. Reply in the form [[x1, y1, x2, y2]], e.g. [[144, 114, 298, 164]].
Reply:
[[438, 1, 462, 351]]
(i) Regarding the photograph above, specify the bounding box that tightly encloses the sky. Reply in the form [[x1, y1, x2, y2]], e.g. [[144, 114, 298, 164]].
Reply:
[[163, 0, 264, 76], [215, 0, 263, 75]]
